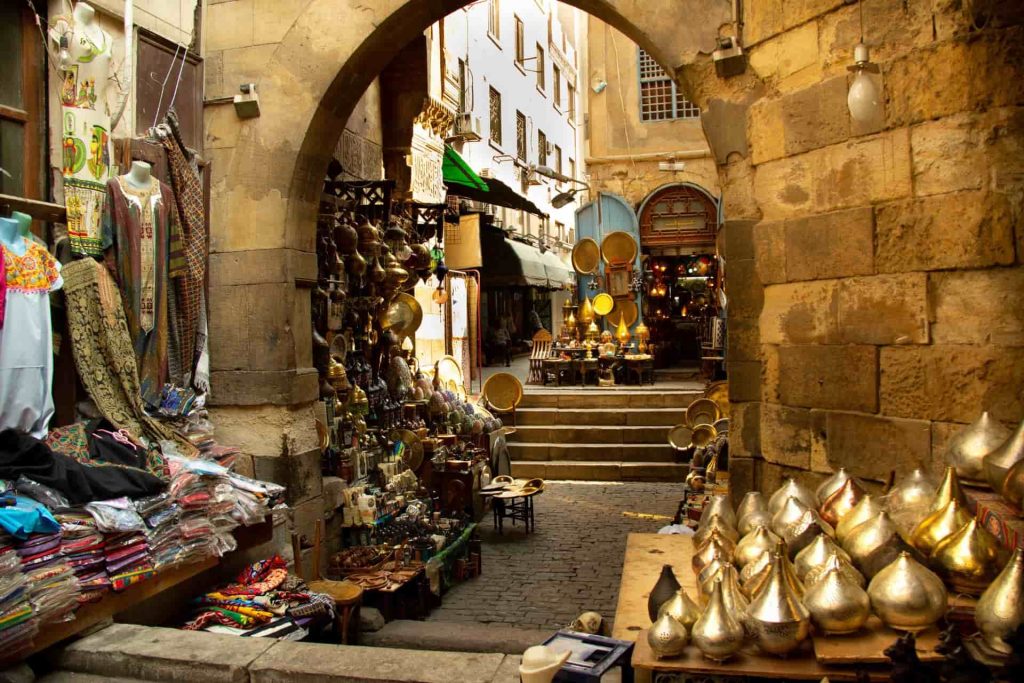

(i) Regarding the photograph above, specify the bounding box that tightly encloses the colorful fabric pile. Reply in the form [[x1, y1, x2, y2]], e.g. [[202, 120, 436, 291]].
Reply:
[[135, 492, 181, 570], [84, 498, 153, 592], [0, 532, 37, 660], [16, 531, 78, 623], [181, 555, 334, 640], [57, 511, 110, 603], [167, 456, 218, 563]]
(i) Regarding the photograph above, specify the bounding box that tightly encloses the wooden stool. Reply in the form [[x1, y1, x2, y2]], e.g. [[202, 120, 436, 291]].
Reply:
[[292, 520, 364, 644]]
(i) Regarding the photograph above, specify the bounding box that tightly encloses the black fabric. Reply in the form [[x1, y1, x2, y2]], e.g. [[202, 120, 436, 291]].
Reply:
[[85, 418, 150, 469], [0, 429, 166, 504]]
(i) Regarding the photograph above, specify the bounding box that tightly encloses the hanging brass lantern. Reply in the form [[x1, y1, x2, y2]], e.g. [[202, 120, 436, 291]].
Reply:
[[837, 494, 883, 545], [910, 498, 973, 556], [820, 477, 866, 527], [768, 478, 817, 516], [867, 552, 947, 632], [984, 419, 1024, 492], [975, 547, 1024, 655], [744, 553, 810, 656], [947, 412, 1011, 484], [931, 518, 1009, 596], [579, 295, 595, 324], [816, 468, 852, 506], [803, 561, 871, 635], [615, 316, 631, 347], [692, 578, 746, 663]]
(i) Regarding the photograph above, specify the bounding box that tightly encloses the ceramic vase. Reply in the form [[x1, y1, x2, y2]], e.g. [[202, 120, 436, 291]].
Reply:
[[648, 564, 681, 621]]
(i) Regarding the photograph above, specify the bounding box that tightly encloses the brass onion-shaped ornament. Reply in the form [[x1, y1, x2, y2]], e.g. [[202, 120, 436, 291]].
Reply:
[[748, 543, 804, 600], [697, 557, 730, 589], [844, 511, 917, 579], [868, 552, 947, 632], [741, 551, 771, 586], [930, 518, 1009, 596], [699, 563, 749, 616], [692, 578, 746, 662], [930, 466, 969, 514], [837, 494, 884, 545], [694, 513, 739, 547], [744, 553, 810, 656], [781, 508, 836, 559], [975, 547, 1024, 655], [1003, 458, 1024, 508], [693, 536, 732, 576], [983, 419, 1024, 492], [734, 525, 780, 569], [736, 491, 771, 536], [887, 468, 938, 512], [820, 478, 866, 527], [802, 562, 871, 635], [816, 468, 852, 506], [699, 494, 737, 531], [768, 478, 817, 516], [794, 534, 851, 582], [695, 528, 737, 560], [771, 496, 811, 537], [647, 612, 689, 659], [947, 412, 1011, 484], [805, 550, 866, 589], [658, 587, 702, 631], [910, 498, 973, 556]]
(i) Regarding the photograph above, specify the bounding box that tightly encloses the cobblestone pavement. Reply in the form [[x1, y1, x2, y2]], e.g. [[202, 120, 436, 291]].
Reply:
[[428, 481, 681, 630]]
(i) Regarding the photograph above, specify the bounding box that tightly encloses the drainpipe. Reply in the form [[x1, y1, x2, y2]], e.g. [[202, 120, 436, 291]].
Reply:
[[585, 149, 710, 164]]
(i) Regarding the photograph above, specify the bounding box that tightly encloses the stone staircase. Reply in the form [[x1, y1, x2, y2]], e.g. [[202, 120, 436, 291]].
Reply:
[[508, 388, 701, 482]]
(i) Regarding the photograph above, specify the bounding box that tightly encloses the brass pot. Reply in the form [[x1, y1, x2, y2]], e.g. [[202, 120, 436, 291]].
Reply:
[[910, 498, 972, 556], [697, 557, 730, 589], [699, 494, 737, 530], [844, 511, 917, 579], [984, 419, 1024, 492], [693, 536, 732, 576], [947, 412, 1011, 484], [930, 466, 969, 514], [837, 494, 883, 545], [781, 508, 835, 559], [747, 543, 804, 600], [744, 553, 810, 656], [736, 492, 771, 536], [867, 551, 947, 632], [699, 563, 749, 616], [794, 534, 851, 582], [816, 468, 852, 506], [657, 587, 702, 631], [931, 518, 1008, 596], [820, 478, 866, 527], [734, 525, 780, 569], [1003, 458, 1024, 508], [647, 612, 688, 659], [768, 478, 817, 516], [803, 562, 871, 635], [975, 547, 1024, 655], [805, 550, 866, 589], [771, 496, 811, 537], [741, 551, 770, 587], [692, 578, 746, 662], [694, 514, 739, 547], [886, 468, 938, 512]]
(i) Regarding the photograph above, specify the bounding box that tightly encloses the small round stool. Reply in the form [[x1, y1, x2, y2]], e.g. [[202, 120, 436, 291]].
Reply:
[[307, 578, 364, 644]]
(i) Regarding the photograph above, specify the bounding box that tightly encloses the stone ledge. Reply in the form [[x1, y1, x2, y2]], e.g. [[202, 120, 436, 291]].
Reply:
[[360, 620, 549, 655]]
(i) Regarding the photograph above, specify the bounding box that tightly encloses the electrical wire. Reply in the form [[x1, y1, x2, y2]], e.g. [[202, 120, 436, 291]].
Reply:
[[152, 42, 183, 128], [609, 25, 639, 184]]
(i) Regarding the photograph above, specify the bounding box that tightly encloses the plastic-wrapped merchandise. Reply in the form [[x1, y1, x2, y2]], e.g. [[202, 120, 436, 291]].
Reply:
[[16, 476, 71, 511], [85, 499, 146, 533]]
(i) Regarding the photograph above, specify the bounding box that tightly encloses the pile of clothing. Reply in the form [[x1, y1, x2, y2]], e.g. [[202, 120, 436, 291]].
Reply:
[[181, 555, 334, 640], [0, 532, 37, 660], [135, 492, 181, 571], [84, 499, 153, 592], [167, 456, 218, 563], [57, 511, 109, 603], [16, 531, 78, 623]]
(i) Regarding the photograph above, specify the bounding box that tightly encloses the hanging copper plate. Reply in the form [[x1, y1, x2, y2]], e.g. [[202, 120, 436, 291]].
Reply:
[[379, 292, 422, 337], [606, 299, 638, 327], [571, 237, 601, 274], [600, 231, 638, 265], [593, 293, 615, 317]]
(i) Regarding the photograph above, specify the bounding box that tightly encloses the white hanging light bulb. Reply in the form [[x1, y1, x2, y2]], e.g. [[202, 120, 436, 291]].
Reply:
[[846, 2, 882, 123]]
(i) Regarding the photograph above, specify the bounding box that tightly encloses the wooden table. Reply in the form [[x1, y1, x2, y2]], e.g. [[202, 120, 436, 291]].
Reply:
[[613, 533, 947, 682]]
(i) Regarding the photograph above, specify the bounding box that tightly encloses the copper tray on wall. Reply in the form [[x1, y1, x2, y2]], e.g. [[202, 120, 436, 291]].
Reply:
[[601, 231, 638, 265], [571, 237, 601, 274]]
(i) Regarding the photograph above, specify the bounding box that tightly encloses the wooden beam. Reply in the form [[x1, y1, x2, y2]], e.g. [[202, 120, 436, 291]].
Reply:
[[0, 194, 67, 223]]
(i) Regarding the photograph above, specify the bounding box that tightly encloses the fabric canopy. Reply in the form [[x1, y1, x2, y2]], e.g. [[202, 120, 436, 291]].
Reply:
[[442, 146, 489, 191], [446, 174, 547, 217], [541, 250, 574, 288], [480, 229, 569, 289]]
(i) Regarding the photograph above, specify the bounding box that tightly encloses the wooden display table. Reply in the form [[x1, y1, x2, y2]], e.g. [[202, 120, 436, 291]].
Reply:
[[614, 533, 947, 682]]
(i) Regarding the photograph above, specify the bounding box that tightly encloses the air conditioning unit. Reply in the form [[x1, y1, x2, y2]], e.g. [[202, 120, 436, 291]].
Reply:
[[545, 141, 555, 155], [478, 167, 493, 178], [527, 170, 543, 186], [449, 112, 483, 142]]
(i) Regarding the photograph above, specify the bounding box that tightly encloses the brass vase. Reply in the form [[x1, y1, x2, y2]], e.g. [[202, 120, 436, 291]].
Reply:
[[693, 536, 732, 575], [844, 511, 917, 579], [816, 468, 852, 506], [692, 578, 746, 662], [771, 496, 811, 537], [744, 553, 810, 656], [699, 563, 749, 616], [975, 547, 1024, 655], [658, 587, 702, 630], [794, 534, 851, 582], [768, 478, 817, 516], [804, 550, 866, 588], [930, 466, 969, 514], [820, 478, 866, 527], [984, 419, 1024, 493], [647, 564, 681, 621], [867, 552, 947, 632], [837, 494, 883, 545], [1003, 459, 1024, 508], [647, 612, 688, 659], [910, 499, 973, 556], [930, 518, 1008, 595], [781, 508, 836, 559], [734, 525, 780, 569], [947, 412, 1011, 484], [699, 494, 737, 530], [802, 562, 871, 635], [694, 514, 739, 546], [736, 491, 772, 536]]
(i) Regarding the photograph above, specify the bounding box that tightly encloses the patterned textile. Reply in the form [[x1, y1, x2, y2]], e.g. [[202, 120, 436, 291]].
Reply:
[[62, 259, 176, 456], [102, 177, 186, 409], [160, 123, 206, 383], [2, 241, 61, 294], [0, 245, 5, 328]]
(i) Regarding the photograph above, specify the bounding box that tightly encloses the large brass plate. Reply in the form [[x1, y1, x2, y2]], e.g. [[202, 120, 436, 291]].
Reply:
[[593, 293, 615, 316], [571, 237, 601, 274], [601, 231, 638, 265], [379, 292, 422, 337], [686, 398, 722, 428], [606, 299, 638, 327], [691, 423, 718, 447], [668, 424, 694, 450], [482, 372, 523, 411], [435, 355, 465, 398]]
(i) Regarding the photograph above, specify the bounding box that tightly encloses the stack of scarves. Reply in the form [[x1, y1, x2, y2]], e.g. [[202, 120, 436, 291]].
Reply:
[[103, 532, 154, 592], [16, 532, 78, 624], [135, 492, 182, 570], [0, 533, 37, 659], [57, 511, 110, 603], [168, 460, 216, 564]]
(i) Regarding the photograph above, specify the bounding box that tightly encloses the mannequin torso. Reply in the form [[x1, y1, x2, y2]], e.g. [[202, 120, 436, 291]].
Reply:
[[125, 161, 153, 190], [0, 218, 26, 256]]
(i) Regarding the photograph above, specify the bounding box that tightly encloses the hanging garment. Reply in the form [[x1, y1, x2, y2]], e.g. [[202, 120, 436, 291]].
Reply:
[[61, 258, 175, 448], [159, 124, 207, 385], [0, 239, 62, 438], [102, 176, 186, 409], [52, 15, 115, 256]]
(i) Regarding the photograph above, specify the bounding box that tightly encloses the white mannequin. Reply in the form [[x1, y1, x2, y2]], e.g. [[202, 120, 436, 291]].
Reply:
[[72, 3, 104, 48], [0, 217, 25, 255], [125, 161, 153, 190]]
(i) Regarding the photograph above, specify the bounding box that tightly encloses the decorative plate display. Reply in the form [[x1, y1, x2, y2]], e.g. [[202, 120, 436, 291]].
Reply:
[[600, 231, 638, 265], [691, 423, 718, 447], [482, 372, 523, 412], [668, 424, 694, 450], [606, 299, 638, 327], [571, 237, 601, 274], [379, 292, 422, 337], [687, 398, 722, 427], [593, 293, 615, 317]]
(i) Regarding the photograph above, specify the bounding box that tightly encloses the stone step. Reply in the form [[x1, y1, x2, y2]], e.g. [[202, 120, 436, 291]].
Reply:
[[514, 407, 684, 427], [510, 425, 668, 444], [509, 442, 677, 462], [511, 460, 688, 482], [360, 620, 548, 655], [519, 390, 701, 409]]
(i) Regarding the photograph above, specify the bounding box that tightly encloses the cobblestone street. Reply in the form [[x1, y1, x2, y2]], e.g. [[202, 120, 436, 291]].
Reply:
[[427, 481, 681, 630]]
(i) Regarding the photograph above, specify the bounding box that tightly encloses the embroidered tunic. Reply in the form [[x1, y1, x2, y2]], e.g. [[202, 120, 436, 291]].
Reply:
[[0, 239, 63, 438]]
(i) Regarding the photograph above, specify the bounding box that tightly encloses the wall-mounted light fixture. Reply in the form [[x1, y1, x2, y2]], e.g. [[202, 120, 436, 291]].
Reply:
[[846, 1, 881, 123]]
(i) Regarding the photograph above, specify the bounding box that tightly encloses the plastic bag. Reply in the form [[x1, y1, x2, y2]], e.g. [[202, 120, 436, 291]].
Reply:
[[15, 476, 70, 510], [84, 498, 145, 533]]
